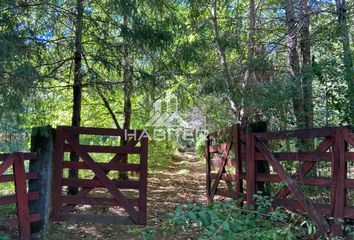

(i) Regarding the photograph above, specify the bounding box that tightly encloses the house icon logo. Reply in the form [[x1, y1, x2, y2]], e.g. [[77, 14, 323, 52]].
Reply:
[[146, 94, 189, 128]]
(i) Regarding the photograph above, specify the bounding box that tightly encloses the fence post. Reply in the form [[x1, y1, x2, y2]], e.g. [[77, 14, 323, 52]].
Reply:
[[205, 136, 212, 204], [246, 132, 256, 204], [13, 153, 31, 240], [29, 126, 55, 234], [331, 128, 346, 237], [234, 124, 242, 195]]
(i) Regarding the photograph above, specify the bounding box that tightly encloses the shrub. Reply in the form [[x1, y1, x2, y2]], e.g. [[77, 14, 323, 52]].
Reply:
[[138, 193, 330, 240]]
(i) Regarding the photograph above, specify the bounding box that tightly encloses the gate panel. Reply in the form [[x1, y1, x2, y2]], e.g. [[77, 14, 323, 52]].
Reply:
[[52, 126, 148, 225], [206, 126, 354, 237], [0, 152, 40, 240]]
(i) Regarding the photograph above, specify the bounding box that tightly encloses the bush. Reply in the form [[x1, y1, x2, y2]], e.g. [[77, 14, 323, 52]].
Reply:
[[148, 139, 177, 169], [138, 193, 332, 240]]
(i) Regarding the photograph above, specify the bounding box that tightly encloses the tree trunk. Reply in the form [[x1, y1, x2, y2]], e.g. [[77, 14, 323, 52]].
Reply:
[[336, 0, 354, 125], [68, 0, 84, 195], [285, 0, 304, 130], [119, 12, 133, 180], [300, 0, 313, 130], [210, 0, 240, 120], [246, 0, 256, 84]]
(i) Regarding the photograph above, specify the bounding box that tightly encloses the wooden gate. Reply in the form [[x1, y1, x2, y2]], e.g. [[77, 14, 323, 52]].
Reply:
[[52, 126, 148, 225], [0, 152, 40, 240], [206, 126, 354, 236]]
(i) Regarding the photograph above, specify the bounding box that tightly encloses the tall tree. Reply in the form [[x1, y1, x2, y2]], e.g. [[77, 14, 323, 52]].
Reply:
[[210, 0, 240, 120], [68, 0, 84, 195], [285, 0, 304, 129], [300, 0, 314, 130], [336, 0, 354, 125]]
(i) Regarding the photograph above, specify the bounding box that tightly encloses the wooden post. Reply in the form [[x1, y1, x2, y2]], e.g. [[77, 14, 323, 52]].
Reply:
[[234, 124, 243, 195], [29, 126, 55, 234], [205, 136, 212, 204], [246, 132, 255, 204], [330, 128, 346, 237], [246, 122, 269, 195], [14, 153, 31, 240], [52, 127, 64, 221], [138, 136, 148, 224]]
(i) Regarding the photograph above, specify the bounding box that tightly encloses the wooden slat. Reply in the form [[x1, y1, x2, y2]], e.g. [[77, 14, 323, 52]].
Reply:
[[59, 126, 143, 137], [254, 152, 332, 161], [210, 173, 237, 182], [62, 178, 140, 189], [64, 144, 141, 154], [276, 138, 333, 198], [344, 207, 354, 218], [254, 137, 330, 235], [0, 154, 15, 176], [0, 153, 37, 161], [0, 172, 37, 183], [345, 152, 354, 161], [0, 192, 39, 205], [62, 161, 140, 171], [8, 214, 41, 227], [256, 128, 334, 140], [209, 128, 234, 202], [64, 132, 139, 223], [273, 199, 331, 216], [63, 138, 140, 213], [253, 174, 332, 186], [62, 196, 139, 207], [60, 214, 136, 224], [345, 179, 354, 189], [13, 153, 31, 240], [216, 189, 245, 199], [210, 158, 235, 167], [209, 143, 228, 153]]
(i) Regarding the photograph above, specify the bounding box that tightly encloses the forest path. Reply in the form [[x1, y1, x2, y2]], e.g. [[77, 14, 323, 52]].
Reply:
[[49, 151, 207, 240]]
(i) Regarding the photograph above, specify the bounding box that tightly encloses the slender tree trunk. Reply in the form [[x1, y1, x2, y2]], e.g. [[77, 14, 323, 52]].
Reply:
[[210, 0, 240, 120], [336, 0, 354, 125], [300, 0, 313, 130], [285, 0, 304, 129], [119, 12, 133, 180], [68, 0, 84, 195], [246, 0, 256, 84]]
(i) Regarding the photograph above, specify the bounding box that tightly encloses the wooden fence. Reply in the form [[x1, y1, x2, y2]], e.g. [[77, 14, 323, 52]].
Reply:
[[0, 152, 40, 240], [206, 125, 354, 237], [52, 126, 148, 225]]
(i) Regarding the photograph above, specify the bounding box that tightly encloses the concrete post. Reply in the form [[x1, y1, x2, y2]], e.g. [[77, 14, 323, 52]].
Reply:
[[29, 126, 55, 234]]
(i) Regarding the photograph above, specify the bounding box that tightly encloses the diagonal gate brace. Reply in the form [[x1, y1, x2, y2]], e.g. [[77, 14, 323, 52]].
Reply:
[[64, 132, 139, 223], [254, 136, 330, 236]]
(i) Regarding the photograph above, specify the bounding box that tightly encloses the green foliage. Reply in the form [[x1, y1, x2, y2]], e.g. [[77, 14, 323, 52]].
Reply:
[[0, 231, 11, 240], [148, 139, 177, 169], [195, 138, 206, 158], [138, 194, 317, 240]]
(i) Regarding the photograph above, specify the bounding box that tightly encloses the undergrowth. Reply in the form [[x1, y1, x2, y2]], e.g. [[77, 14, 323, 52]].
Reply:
[[137, 193, 354, 240]]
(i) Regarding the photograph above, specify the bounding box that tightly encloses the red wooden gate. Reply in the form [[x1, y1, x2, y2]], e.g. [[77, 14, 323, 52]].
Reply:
[[52, 126, 148, 225], [206, 126, 354, 237], [0, 152, 40, 240]]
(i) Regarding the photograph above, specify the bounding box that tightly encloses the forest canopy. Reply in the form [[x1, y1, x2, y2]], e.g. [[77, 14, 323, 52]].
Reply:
[[0, 0, 353, 151]]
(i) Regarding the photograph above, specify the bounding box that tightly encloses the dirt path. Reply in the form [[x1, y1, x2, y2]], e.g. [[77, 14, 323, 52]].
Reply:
[[49, 152, 206, 240]]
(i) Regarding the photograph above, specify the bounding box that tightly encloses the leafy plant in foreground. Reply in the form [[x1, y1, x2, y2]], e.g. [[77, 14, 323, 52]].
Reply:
[[139, 194, 301, 240]]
